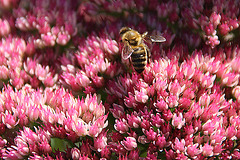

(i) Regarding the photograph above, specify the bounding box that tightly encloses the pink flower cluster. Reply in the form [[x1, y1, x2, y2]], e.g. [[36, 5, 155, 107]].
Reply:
[[0, 0, 240, 159], [0, 85, 107, 159], [106, 47, 240, 159], [61, 33, 121, 94]]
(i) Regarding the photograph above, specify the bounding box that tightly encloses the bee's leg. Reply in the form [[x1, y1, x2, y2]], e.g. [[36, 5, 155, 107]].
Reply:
[[129, 57, 131, 65], [129, 57, 133, 71], [146, 46, 151, 63]]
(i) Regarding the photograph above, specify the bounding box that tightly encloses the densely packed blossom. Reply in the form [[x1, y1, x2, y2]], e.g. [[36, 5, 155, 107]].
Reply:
[[106, 48, 240, 158], [0, 85, 107, 159], [1, 0, 240, 159]]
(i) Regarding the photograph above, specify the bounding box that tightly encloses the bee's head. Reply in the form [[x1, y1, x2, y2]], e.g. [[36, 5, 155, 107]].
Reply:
[[120, 27, 142, 46], [119, 27, 132, 36]]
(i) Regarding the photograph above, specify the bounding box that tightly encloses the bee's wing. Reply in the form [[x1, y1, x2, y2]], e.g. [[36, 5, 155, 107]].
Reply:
[[122, 43, 134, 60], [149, 35, 166, 42]]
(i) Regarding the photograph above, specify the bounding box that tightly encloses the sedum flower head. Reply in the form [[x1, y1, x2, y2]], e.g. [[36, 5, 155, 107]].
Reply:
[[106, 45, 240, 158]]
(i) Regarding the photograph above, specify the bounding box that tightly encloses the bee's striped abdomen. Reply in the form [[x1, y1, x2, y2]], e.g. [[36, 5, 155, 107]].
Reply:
[[131, 47, 147, 73]]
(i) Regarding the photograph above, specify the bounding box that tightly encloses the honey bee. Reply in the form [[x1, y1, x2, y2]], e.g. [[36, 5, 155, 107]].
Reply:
[[119, 27, 166, 73]]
